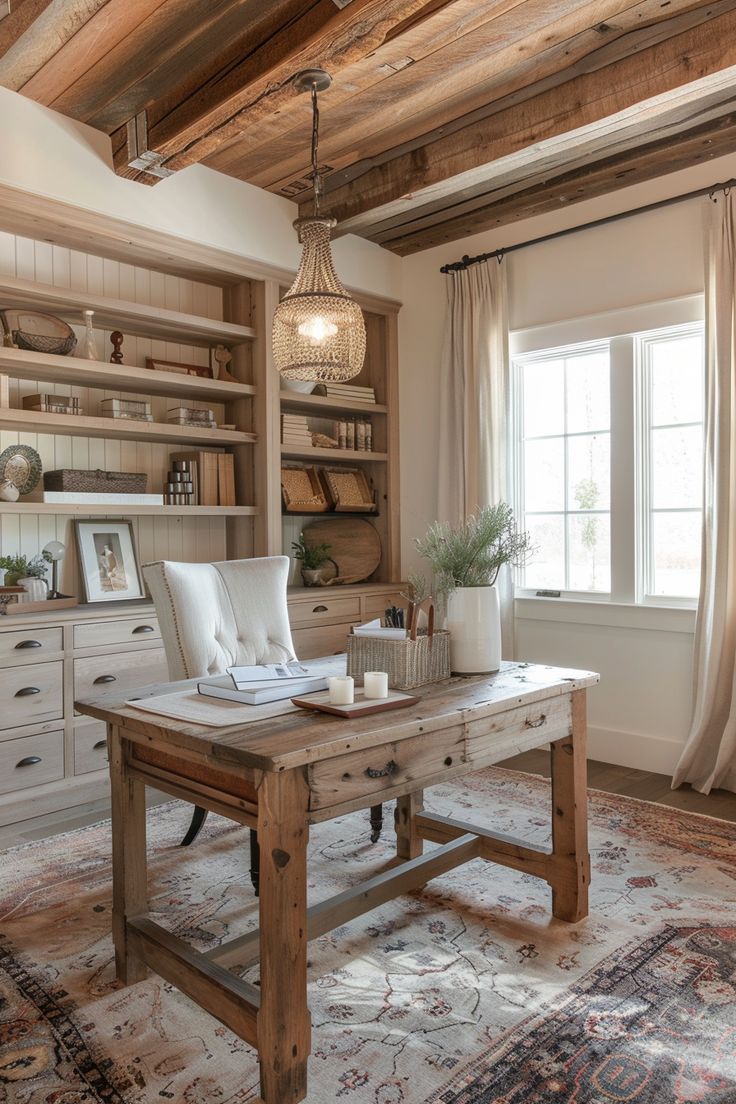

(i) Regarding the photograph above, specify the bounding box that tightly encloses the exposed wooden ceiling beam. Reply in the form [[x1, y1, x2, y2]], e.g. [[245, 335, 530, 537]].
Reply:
[[110, 0, 453, 181], [308, 7, 736, 234], [211, 0, 715, 194], [382, 110, 736, 253], [0, 0, 114, 90]]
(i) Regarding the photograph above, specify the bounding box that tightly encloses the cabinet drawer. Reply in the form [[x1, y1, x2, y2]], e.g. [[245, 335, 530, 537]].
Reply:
[[74, 617, 161, 650], [0, 730, 64, 794], [0, 626, 63, 662], [291, 622, 355, 660], [74, 722, 109, 775], [289, 596, 361, 627], [309, 723, 466, 811], [74, 648, 169, 705], [0, 662, 63, 729]]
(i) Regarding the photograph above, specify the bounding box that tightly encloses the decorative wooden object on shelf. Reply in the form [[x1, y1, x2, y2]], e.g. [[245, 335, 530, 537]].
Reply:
[[281, 466, 330, 513], [303, 517, 381, 584], [321, 466, 376, 512], [110, 330, 124, 364], [213, 343, 238, 384], [146, 357, 213, 378]]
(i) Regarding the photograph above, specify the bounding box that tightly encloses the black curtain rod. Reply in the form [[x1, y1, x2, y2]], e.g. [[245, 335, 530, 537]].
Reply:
[[439, 178, 736, 274]]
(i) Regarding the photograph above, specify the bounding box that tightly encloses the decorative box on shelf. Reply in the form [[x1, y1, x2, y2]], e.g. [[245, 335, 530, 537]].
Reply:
[[281, 465, 330, 513], [44, 469, 148, 494]]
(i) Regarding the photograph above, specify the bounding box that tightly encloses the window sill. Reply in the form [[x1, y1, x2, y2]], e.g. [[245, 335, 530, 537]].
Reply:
[[514, 595, 697, 634]]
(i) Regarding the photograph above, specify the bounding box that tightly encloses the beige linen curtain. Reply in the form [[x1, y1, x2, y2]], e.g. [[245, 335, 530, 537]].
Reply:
[[672, 193, 736, 794], [436, 258, 513, 652]]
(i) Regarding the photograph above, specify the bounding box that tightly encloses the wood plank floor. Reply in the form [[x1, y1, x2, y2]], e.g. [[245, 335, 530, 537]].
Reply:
[[1, 755, 734, 850], [499, 750, 736, 823]]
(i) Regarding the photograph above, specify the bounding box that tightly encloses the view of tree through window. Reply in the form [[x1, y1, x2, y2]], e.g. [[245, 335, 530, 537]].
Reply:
[[513, 320, 704, 602]]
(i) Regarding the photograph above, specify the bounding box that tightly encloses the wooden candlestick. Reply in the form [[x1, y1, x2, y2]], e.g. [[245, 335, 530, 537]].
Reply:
[[110, 331, 124, 364]]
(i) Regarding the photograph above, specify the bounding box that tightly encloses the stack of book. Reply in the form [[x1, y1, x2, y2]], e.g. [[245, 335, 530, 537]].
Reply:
[[169, 448, 236, 506], [281, 413, 312, 448], [323, 382, 376, 403], [22, 393, 83, 415], [198, 662, 327, 705], [99, 398, 153, 422], [167, 406, 217, 427]]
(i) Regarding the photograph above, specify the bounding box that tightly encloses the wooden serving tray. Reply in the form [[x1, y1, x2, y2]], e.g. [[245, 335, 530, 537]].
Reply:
[[291, 688, 418, 718], [2, 594, 78, 616]]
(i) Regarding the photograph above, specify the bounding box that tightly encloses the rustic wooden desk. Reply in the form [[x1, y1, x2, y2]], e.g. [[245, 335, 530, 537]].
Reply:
[[77, 660, 598, 1104]]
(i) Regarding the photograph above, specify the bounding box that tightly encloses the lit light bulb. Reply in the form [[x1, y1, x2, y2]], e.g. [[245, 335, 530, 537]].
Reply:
[[298, 316, 338, 343]]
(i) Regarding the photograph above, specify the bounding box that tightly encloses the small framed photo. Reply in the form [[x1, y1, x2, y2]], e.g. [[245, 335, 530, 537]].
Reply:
[[74, 519, 144, 603], [145, 356, 213, 379]]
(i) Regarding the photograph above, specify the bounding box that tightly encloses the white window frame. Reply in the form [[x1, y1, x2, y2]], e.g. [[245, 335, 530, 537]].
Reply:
[[510, 295, 704, 611]]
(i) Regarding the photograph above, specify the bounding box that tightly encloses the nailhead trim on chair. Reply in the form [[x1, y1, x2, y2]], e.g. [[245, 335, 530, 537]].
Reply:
[[143, 560, 191, 678]]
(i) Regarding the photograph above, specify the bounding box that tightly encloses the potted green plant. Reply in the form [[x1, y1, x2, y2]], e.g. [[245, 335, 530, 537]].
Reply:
[[415, 503, 532, 673], [0, 553, 49, 601], [291, 534, 335, 587]]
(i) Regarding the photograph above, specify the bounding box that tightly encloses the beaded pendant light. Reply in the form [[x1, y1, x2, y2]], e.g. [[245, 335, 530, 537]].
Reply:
[[273, 69, 366, 382]]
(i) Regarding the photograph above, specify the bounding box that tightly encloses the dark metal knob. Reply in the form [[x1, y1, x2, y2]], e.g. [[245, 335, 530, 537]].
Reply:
[[16, 755, 42, 767], [93, 674, 117, 685], [312, 605, 328, 613], [15, 686, 40, 697], [14, 639, 41, 649], [93, 740, 107, 750], [525, 714, 547, 729], [365, 760, 398, 779], [132, 625, 154, 634]]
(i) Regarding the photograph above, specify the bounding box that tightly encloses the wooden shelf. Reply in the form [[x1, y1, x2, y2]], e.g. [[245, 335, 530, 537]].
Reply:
[[281, 445, 387, 461], [0, 407, 256, 446], [0, 347, 255, 400], [280, 391, 387, 415], [0, 274, 255, 346], [1, 502, 258, 516]]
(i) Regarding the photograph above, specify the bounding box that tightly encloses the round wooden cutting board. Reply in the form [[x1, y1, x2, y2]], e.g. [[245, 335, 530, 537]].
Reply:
[[303, 518, 381, 584]]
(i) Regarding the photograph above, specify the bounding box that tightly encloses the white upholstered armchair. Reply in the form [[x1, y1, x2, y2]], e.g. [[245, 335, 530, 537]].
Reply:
[[142, 556, 383, 892]]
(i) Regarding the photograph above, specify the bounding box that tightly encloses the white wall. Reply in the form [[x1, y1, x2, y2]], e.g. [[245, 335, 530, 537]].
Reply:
[[399, 152, 736, 778], [1, 88, 403, 303]]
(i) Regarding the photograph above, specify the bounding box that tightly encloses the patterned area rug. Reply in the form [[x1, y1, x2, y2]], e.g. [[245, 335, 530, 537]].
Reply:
[[1, 768, 735, 1104]]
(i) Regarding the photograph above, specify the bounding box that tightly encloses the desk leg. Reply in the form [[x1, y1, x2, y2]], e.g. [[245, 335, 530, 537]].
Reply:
[[395, 791, 424, 860], [257, 770, 311, 1104], [109, 725, 148, 984], [550, 690, 590, 923]]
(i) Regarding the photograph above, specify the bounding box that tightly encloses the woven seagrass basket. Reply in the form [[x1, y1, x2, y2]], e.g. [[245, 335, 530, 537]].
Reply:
[[347, 629, 451, 691]]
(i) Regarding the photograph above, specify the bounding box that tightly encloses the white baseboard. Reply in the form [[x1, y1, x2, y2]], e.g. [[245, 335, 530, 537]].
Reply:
[[587, 724, 685, 777]]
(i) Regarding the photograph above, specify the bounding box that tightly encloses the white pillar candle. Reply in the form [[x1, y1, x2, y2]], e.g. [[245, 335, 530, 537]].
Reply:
[[328, 675, 354, 705], [363, 671, 389, 699]]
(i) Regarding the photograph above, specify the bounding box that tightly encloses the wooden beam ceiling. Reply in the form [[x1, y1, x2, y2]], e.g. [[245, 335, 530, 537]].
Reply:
[[2, 0, 736, 253]]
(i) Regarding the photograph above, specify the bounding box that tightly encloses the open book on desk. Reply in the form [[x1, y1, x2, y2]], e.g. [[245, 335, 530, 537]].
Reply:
[[198, 663, 329, 705]]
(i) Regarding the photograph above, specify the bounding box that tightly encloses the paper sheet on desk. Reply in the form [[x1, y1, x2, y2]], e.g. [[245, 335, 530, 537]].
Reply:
[[125, 691, 302, 728]]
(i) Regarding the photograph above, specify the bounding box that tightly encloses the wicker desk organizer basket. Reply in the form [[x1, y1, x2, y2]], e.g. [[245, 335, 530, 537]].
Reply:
[[347, 627, 451, 691], [44, 469, 147, 494]]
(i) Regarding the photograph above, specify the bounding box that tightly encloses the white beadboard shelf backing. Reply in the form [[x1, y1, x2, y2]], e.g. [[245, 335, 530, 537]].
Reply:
[[0, 348, 256, 400], [0, 503, 258, 516], [279, 391, 388, 415], [0, 274, 255, 346], [0, 407, 256, 446]]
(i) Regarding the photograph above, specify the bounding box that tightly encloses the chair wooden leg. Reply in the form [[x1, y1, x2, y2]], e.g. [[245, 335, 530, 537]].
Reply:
[[250, 829, 260, 897], [369, 803, 383, 843], [179, 805, 209, 847]]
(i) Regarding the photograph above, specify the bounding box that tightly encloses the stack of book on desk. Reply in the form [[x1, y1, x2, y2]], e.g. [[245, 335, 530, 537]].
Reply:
[[198, 662, 328, 704], [281, 413, 312, 448]]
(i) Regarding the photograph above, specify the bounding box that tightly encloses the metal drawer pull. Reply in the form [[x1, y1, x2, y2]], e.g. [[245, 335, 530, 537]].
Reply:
[[16, 755, 42, 767], [15, 686, 40, 697], [365, 759, 398, 779], [93, 674, 117, 685], [312, 605, 328, 613], [525, 714, 547, 729], [14, 639, 42, 649], [132, 625, 155, 634], [93, 740, 107, 750]]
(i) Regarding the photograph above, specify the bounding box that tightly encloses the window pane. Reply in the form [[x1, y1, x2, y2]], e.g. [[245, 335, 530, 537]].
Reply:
[[652, 511, 701, 597], [651, 334, 704, 426], [651, 425, 703, 509], [523, 359, 564, 437], [567, 433, 610, 511], [524, 438, 564, 511], [569, 514, 611, 592], [566, 352, 609, 433], [524, 515, 565, 589]]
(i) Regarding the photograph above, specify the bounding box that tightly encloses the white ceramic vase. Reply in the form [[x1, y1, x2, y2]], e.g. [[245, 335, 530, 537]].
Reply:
[[446, 585, 501, 674]]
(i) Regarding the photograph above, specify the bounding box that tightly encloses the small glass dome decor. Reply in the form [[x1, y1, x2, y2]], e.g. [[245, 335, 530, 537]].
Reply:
[[273, 70, 366, 383]]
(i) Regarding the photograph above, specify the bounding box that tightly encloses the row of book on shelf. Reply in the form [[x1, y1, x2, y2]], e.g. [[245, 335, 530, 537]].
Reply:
[[281, 413, 374, 451], [165, 448, 236, 506], [318, 382, 377, 402]]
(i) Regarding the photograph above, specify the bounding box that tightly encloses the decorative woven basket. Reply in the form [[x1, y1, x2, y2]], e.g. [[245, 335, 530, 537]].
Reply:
[[347, 629, 451, 691], [43, 469, 147, 493]]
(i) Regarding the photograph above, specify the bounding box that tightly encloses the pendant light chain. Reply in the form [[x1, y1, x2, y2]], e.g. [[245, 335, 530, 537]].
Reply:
[[311, 83, 321, 216]]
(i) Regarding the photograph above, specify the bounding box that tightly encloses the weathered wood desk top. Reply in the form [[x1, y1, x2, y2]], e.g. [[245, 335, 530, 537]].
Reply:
[[77, 660, 599, 1104]]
